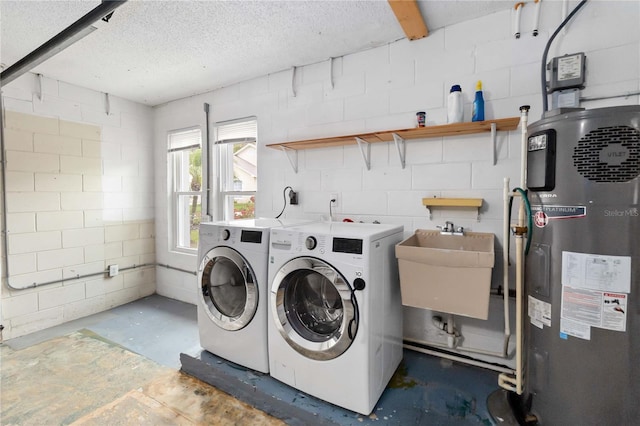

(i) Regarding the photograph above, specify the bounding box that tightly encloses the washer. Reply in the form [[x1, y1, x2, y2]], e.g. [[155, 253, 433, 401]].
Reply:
[[267, 222, 404, 415], [197, 218, 312, 373]]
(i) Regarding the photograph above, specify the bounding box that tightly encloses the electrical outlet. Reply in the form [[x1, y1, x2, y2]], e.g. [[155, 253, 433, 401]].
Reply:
[[289, 190, 298, 205], [108, 264, 119, 277], [330, 192, 339, 207]]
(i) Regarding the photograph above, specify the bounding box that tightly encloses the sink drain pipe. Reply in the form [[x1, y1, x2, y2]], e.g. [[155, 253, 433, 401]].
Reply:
[[404, 109, 530, 369]]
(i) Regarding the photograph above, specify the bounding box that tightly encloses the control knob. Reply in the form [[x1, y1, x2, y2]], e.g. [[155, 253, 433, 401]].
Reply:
[[305, 236, 317, 250], [221, 229, 231, 241]]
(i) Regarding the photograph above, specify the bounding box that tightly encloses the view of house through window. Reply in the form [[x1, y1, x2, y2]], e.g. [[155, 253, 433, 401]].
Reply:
[[168, 128, 202, 251], [215, 118, 257, 221]]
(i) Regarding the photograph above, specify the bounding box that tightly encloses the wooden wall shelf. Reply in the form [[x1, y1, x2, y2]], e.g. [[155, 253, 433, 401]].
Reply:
[[422, 198, 483, 208], [422, 197, 484, 220], [266, 116, 520, 172], [266, 117, 519, 151]]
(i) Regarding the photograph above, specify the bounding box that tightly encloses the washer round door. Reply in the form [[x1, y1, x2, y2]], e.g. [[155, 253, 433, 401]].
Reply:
[[271, 257, 358, 361], [199, 247, 258, 331]]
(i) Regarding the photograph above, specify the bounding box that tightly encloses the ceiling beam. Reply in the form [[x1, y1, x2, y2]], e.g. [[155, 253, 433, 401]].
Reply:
[[387, 0, 429, 40]]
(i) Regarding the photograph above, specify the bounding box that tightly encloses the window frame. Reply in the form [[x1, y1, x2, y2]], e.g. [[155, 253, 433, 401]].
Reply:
[[213, 117, 258, 222], [168, 126, 202, 254]]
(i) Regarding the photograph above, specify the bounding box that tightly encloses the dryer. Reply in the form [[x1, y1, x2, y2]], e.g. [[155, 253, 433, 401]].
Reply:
[[267, 222, 404, 415], [197, 218, 311, 373]]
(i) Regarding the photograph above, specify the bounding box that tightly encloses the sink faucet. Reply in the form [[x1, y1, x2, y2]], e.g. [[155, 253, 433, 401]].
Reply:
[[437, 221, 464, 236]]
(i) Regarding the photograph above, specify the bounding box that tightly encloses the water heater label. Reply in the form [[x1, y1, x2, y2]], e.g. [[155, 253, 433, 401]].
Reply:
[[560, 317, 591, 340], [528, 296, 551, 329], [561, 287, 628, 335], [560, 251, 631, 337], [602, 292, 627, 331], [562, 251, 631, 293], [530, 205, 586, 228]]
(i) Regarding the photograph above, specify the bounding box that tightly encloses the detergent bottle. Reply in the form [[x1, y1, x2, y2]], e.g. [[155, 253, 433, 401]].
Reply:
[[472, 80, 485, 122], [447, 85, 464, 123]]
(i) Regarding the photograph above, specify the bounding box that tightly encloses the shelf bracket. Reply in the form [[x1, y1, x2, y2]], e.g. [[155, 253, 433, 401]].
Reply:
[[425, 206, 433, 220], [291, 66, 297, 97], [281, 146, 298, 173], [491, 122, 497, 165], [37, 73, 44, 102], [392, 133, 406, 169], [105, 93, 111, 116], [329, 57, 334, 89], [355, 137, 371, 170]]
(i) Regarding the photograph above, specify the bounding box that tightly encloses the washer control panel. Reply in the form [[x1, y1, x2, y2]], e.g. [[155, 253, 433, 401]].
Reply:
[[270, 229, 365, 258]]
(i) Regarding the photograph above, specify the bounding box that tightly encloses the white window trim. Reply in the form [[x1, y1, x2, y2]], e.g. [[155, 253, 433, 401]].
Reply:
[[168, 126, 202, 254], [212, 117, 257, 222]]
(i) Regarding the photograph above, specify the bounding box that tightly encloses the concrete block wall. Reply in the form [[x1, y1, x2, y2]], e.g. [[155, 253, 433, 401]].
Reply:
[[153, 1, 639, 366], [1, 74, 155, 339]]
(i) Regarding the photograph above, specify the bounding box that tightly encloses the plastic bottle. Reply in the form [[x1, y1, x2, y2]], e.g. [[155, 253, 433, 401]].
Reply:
[[447, 85, 464, 123], [472, 80, 485, 122]]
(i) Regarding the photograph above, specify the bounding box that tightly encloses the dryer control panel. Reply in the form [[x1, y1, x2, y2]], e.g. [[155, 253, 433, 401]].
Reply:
[[207, 227, 265, 248]]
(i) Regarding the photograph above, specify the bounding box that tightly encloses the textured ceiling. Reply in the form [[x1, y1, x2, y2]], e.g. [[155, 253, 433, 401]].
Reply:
[[1, 1, 513, 107]]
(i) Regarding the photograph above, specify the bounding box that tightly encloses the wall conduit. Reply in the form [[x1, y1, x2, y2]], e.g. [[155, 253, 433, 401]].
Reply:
[[203, 102, 212, 219], [3, 261, 196, 291], [0, 72, 196, 292], [1, 0, 128, 289], [0, 0, 128, 86]]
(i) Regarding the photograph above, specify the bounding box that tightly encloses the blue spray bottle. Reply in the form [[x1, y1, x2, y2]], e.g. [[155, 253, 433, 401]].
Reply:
[[472, 80, 485, 122]]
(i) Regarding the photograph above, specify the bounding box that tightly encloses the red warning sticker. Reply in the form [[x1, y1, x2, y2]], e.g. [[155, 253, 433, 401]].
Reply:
[[534, 211, 548, 228]]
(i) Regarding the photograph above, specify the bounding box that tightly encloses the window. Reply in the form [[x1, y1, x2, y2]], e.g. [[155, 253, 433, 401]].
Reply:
[[215, 118, 257, 221], [169, 128, 202, 251]]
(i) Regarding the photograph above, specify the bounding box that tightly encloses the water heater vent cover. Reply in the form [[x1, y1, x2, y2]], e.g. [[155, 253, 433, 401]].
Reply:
[[572, 125, 640, 182]]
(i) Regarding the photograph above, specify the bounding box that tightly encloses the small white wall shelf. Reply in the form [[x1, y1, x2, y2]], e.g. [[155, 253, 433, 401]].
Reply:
[[422, 197, 484, 220], [266, 117, 520, 172]]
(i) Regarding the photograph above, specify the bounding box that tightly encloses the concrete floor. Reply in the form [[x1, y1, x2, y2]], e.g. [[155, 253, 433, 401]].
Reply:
[[1, 294, 502, 425]]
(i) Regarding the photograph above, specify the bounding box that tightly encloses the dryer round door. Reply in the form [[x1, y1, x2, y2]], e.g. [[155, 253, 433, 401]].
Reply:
[[271, 257, 358, 361], [199, 247, 258, 331]]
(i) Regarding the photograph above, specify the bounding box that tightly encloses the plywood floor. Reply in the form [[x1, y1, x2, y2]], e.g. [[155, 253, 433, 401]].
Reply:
[[0, 330, 284, 426]]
